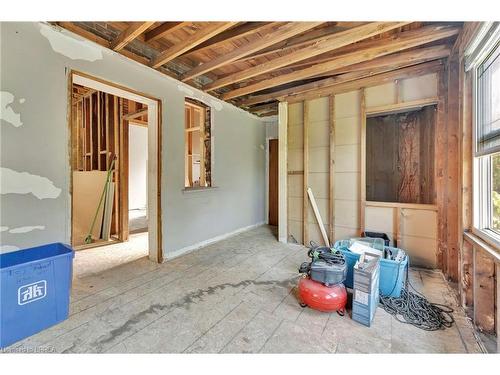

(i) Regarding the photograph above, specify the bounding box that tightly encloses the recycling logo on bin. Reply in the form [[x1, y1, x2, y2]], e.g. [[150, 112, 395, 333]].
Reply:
[[18, 280, 47, 305]]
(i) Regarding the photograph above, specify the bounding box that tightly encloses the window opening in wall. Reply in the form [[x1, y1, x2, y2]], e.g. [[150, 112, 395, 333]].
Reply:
[[472, 36, 500, 242], [476, 40, 500, 156], [492, 153, 500, 232], [365, 105, 436, 204], [184, 98, 212, 188]]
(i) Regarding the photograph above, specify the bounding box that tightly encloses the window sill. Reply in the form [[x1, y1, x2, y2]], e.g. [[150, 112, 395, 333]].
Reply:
[[465, 229, 500, 262], [182, 186, 219, 194]]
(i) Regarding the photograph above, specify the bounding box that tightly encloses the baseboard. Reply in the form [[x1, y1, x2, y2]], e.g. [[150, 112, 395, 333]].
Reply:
[[164, 221, 265, 261]]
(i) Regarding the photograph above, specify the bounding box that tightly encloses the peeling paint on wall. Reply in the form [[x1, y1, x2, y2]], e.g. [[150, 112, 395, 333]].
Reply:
[[1, 91, 23, 127], [8, 225, 45, 234], [177, 84, 195, 96], [0, 167, 62, 199], [0, 245, 20, 252], [39, 23, 103, 62], [209, 99, 223, 112]]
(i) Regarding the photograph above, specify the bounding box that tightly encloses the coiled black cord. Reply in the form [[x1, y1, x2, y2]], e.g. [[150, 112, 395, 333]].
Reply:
[[308, 241, 346, 267], [379, 271, 455, 331]]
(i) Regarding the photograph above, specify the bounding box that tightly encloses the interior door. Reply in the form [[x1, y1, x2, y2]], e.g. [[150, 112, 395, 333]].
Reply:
[[269, 139, 279, 226]]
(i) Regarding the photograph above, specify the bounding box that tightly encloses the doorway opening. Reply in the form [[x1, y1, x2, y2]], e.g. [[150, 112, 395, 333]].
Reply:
[[268, 139, 279, 227], [69, 71, 162, 276]]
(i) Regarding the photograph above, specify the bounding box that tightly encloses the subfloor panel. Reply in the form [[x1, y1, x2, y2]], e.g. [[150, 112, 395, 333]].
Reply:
[[10, 226, 482, 353]]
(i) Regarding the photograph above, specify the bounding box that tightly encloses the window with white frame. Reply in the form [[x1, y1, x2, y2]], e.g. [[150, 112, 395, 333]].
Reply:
[[471, 23, 500, 239]]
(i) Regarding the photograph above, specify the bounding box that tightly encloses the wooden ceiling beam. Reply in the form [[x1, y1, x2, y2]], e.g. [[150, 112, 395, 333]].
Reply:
[[221, 25, 459, 100], [182, 22, 276, 57], [235, 23, 366, 64], [258, 110, 278, 117], [151, 22, 237, 68], [111, 22, 155, 51], [145, 22, 189, 42], [238, 44, 451, 106], [284, 60, 444, 104], [181, 22, 323, 82], [248, 102, 278, 113], [205, 22, 410, 92], [55, 22, 151, 66]]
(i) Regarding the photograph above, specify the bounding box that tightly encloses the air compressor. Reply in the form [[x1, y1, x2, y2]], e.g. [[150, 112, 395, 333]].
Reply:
[[297, 245, 348, 315]]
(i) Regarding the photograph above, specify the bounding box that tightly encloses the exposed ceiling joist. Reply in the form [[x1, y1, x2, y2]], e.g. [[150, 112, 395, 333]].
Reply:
[[221, 25, 459, 100], [204, 22, 410, 91], [239, 44, 451, 106], [151, 22, 237, 68], [56, 22, 151, 66], [145, 22, 188, 42], [285, 60, 444, 103], [235, 23, 367, 64], [248, 102, 278, 113], [182, 22, 276, 57], [181, 22, 323, 82], [258, 110, 278, 117], [111, 22, 155, 51]]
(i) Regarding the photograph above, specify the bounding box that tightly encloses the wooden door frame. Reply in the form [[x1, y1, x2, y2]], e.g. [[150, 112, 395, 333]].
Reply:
[[68, 70, 163, 263]]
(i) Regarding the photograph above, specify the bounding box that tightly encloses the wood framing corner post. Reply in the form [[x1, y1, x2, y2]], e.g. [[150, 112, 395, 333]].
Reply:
[[278, 101, 288, 243]]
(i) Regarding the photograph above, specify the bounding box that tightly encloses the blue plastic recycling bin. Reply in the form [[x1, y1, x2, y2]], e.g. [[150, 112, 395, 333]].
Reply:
[[1, 243, 74, 348]]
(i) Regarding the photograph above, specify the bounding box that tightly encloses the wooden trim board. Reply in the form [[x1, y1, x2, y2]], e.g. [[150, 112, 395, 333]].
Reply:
[[366, 97, 439, 115]]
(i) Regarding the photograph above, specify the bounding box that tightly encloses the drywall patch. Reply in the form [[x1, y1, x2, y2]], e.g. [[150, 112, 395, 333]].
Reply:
[[0, 226, 8, 232], [177, 84, 195, 97], [9, 225, 45, 234], [209, 99, 223, 112], [0, 167, 62, 199], [39, 23, 103, 62], [0, 245, 20, 252], [1, 91, 23, 127]]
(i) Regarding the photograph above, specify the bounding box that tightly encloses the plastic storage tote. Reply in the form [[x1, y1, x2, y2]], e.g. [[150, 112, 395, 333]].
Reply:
[[333, 240, 408, 298], [1, 243, 74, 348], [362, 231, 391, 246]]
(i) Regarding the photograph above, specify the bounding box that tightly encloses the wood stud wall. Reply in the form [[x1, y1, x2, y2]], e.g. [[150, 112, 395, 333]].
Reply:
[[284, 69, 447, 269], [72, 87, 147, 243]]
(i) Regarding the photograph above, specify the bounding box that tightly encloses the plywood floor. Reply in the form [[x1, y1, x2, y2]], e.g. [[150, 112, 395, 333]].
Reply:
[[11, 226, 482, 353]]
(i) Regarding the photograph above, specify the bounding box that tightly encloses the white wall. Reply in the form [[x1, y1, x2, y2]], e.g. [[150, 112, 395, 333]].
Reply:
[[0, 22, 266, 256], [128, 125, 148, 210]]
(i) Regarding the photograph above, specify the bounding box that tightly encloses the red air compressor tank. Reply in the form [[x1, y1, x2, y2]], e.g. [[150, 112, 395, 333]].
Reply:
[[297, 277, 347, 314]]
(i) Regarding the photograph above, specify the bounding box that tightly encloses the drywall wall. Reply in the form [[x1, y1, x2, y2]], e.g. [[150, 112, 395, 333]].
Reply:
[[128, 124, 148, 210], [287, 102, 304, 243], [0, 22, 266, 255], [334, 90, 361, 241]]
